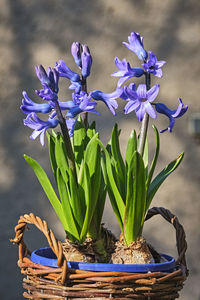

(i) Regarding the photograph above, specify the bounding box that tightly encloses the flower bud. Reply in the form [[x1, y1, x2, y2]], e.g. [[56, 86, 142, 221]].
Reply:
[[71, 42, 82, 67], [81, 44, 92, 78], [35, 65, 50, 86]]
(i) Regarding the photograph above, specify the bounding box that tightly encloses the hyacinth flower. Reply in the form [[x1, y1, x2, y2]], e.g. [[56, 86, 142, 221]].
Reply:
[[91, 88, 122, 115], [123, 32, 148, 60], [142, 51, 166, 78], [122, 83, 159, 121], [35, 66, 59, 103], [55, 60, 81, 82], [66, 117, 77, 137], [71, 42, 82, 68], [24, 113, 59, 146], [69, 81, 82, 93], [112, 57, 144, 87], [71, 42, 93, 77], [154, 98, 188, 132], [66, 91, 99, 118], [35, 65, 59, 93], [81, 44, 92, 78], [21, 91, 53, 114]]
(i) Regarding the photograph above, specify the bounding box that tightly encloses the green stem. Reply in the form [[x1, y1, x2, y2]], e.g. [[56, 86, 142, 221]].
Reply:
[[81, 76, 88, 129], [54, 101, 77, 179], [138, 72, 151, 156]]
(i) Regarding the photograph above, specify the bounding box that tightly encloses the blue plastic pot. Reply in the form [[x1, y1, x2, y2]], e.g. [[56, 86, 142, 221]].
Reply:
[[31, 247, 176, 273]]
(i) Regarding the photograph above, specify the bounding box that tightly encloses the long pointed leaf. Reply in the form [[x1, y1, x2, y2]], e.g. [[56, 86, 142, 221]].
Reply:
[[68, 168, 84, 228], [125, 130, 137, 166], [111, 124, 126, 197], [124, 151, 146, 244], [80, 163, 91, 241], [46, 132, 57, 180], [56, 168, 80, 241], [147, 152, 184, 210], [55, 134, 69, 174], [24, 154, 68, 231], [73, 121, 86, 167], [146, 125, 160, 188], [97, 139, 125, 230]]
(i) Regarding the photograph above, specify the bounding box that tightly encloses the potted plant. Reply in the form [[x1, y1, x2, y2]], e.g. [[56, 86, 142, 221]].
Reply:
[[11, 32, 188, 299]]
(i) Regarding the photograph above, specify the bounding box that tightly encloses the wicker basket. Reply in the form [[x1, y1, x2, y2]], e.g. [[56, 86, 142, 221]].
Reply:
[[11, 207, 188, 299]]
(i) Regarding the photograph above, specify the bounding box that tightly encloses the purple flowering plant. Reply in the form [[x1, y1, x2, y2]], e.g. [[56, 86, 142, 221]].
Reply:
[[21, 32, 187, 257]]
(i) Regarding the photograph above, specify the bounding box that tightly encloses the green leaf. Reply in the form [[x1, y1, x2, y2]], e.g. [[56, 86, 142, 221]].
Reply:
[[84, 133, 100, 178], [124, 151, 146, 244], [56, 168, 80, 241], [146, 152, 184, 210], [125, 130, 137, 166], [143, 136, 148, 177], [111, 124, 125, 197], [146, 125, 160, 189], [68, 168, 84, 229], [73, 121, 86, 166], [24, 154, 68, 231], [80, 163, 91, 241], [55, 134, 69, 174], [46, 132, 57, 180], [85, 135, 102, 214], [97, 139, 125, 230]]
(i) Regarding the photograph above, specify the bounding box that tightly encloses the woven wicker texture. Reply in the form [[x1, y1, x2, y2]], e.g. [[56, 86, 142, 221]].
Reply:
[[11, 207, 188, 299]]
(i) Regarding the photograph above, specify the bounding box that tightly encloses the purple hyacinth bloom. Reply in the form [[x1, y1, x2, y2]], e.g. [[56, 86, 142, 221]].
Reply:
[[123, 83, 159, 121], [142, 51, 166, 78], [69, 81, 82, 93], [81, 45, 92, 78], [154, 98, 188, 133], [35, 66, 59, 102], [91, 88, 122, 115], [66, 91, 99, 118], [112, 57, 144, 87], [21, 91, 53, 114], [35, 65, 51, 87], [35, 87, 58, 102], [71, 42, 82, 67], [66, 118, 77, 137], [24, 113, 59, 146], [123, 32, 148, 61], [35, 65, 59, 93], [55, 60, 81, 82]]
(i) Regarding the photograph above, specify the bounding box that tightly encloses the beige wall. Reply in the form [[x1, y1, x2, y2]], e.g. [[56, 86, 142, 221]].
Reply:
[[1, 0, 200, 299]]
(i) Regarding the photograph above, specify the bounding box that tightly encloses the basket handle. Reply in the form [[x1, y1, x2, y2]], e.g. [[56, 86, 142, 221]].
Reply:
[[10, 213, 66, 271], [145, 207, 188, 272]]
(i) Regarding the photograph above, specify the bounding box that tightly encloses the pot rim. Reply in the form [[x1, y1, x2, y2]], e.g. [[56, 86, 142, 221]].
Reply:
[[31, 247, 176, 272]]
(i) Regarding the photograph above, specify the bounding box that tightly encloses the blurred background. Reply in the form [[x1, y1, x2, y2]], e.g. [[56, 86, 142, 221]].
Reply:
[[1, 0, 200, 299]]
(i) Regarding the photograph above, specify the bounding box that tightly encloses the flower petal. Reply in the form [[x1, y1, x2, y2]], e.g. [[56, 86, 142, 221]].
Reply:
[[137, 84, 147, 99], [144, 101, 157, 119], [147, 84, 159, 102], [135, 104, 146, 121], [124, 100, 140, 114]]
